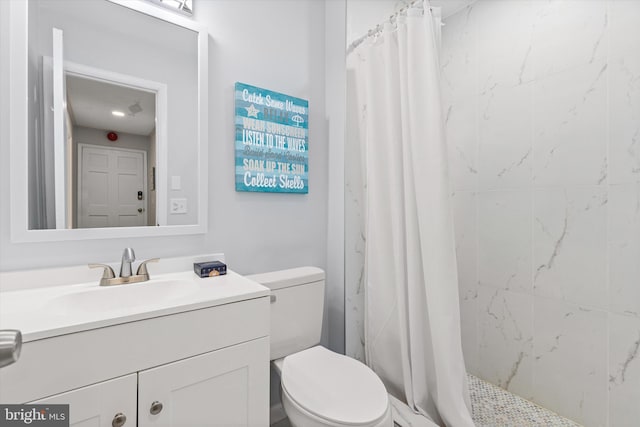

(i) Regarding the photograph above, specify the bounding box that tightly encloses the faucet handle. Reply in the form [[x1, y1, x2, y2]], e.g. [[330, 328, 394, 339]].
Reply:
[[0, 329, 22, 369], [136, 258, 160, 279], [88, 263, 116, 286]]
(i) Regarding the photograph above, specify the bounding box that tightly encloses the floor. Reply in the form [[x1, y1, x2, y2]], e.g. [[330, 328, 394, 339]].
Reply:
[[272, 374, 582, 427], [271, 417, 291, 427], [468, 374, 581, 427]]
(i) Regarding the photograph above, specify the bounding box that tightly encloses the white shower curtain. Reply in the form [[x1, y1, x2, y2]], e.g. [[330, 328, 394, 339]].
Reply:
[[348, 4, 474, 427]]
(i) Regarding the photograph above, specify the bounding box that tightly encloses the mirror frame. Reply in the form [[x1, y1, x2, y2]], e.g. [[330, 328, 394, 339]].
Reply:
[[9, 0, 208, 242]]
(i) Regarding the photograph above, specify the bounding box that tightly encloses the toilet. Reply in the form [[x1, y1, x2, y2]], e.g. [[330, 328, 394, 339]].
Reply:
[[247, 267, 393, 427]]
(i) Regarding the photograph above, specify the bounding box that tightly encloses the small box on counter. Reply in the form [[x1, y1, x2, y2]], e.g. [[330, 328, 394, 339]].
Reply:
[[194, 260, 227, 277]]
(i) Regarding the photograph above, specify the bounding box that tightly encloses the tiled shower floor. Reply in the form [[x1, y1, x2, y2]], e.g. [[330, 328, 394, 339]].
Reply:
[[468, 374, 582, 427], [272, 374, 582, 427]]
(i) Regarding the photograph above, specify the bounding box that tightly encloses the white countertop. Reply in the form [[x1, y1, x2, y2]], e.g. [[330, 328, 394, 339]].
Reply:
[[0, 270, 269, 343]]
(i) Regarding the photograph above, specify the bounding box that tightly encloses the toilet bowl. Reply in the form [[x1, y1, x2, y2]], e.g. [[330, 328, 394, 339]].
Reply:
[[274, 346, 392, 427], [247, 268, 393, 427]]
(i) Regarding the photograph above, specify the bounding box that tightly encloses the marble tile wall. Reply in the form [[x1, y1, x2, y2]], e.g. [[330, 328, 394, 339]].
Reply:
[[440, 1, 640, 426], [345, 65, 367, 363]]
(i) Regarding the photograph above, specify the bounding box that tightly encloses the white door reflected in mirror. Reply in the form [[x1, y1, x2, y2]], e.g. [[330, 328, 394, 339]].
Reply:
[[78, 145, 149, 228]]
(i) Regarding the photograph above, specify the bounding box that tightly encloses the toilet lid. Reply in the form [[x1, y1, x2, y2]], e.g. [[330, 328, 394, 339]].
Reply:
[[281, 346, 389, 425]]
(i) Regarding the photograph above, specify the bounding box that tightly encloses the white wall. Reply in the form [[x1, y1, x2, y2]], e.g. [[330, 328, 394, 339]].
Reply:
[[442, 1, 640, 426], [325, 0, 347, 355], [1, 0, 331, 318], [346, 0, 397, 45], [73, 126, 151, 152]]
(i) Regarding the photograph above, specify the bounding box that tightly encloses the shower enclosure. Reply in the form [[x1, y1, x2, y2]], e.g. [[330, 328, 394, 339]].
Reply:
[[345, 1, 640, 426]]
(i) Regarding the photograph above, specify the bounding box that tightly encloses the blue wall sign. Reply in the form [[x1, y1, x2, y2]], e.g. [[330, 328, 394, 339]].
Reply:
[[235, 82, 309, 193]]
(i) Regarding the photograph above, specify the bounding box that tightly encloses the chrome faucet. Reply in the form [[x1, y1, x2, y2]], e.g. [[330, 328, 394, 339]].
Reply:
[[89, 248, 159, 286], [119, 247, 136, 278]]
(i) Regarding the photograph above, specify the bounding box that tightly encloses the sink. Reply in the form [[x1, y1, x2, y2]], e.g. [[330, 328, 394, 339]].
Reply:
[[0, 266, 270, 343], [46, 279, 200, 314]]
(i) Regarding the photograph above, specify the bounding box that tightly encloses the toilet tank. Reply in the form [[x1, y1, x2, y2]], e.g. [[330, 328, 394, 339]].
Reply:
[[246, 267, 325, 360]]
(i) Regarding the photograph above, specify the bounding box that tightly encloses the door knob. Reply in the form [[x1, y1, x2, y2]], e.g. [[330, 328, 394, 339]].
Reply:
[[150, 401, 163, 415], [112, 412, 127, 427], [138, 208, 144, 213]]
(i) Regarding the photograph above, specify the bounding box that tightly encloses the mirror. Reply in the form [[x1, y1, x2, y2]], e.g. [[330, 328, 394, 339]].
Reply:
[[9, 0, 208, 241]]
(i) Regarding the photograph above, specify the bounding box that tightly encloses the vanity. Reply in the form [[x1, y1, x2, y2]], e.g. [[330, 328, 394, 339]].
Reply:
[[0, 256, 270, 426]]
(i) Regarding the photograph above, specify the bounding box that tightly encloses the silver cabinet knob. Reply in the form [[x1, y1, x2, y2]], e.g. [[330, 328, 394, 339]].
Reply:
[[112, 412, 127, 427], [0, 330, 22, 369], [150, 401, 163, 415]]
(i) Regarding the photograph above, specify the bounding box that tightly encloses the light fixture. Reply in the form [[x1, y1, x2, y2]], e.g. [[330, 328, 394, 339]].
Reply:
[[112, 110, 125, 117], [161, 0, 192, 13], [145, 0, 193, 16]]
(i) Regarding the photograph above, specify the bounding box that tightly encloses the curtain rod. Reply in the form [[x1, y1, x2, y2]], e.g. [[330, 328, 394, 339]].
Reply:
[[346, 0, 427, 55]]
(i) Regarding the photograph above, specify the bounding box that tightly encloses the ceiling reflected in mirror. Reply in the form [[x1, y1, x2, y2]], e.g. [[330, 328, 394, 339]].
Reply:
[[66, 75, 156, 137]]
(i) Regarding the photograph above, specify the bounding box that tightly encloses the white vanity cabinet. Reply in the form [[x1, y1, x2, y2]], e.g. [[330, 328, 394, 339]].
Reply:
[[33, 338, 268, 427], [0, 280, 271, 427]]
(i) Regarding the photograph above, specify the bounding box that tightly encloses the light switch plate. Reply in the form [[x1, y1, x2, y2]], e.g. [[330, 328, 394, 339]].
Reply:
[[171, 176, 181, 190]]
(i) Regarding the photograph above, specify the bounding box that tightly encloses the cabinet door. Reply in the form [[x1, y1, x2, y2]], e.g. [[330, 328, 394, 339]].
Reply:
[[138, 337, 269, 427], [31, 374, 137, 427]]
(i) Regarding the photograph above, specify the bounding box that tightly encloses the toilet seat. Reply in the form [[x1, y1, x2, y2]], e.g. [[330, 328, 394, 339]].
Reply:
[[281, 346, 390, 426], [281, 386, 392, 427]]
